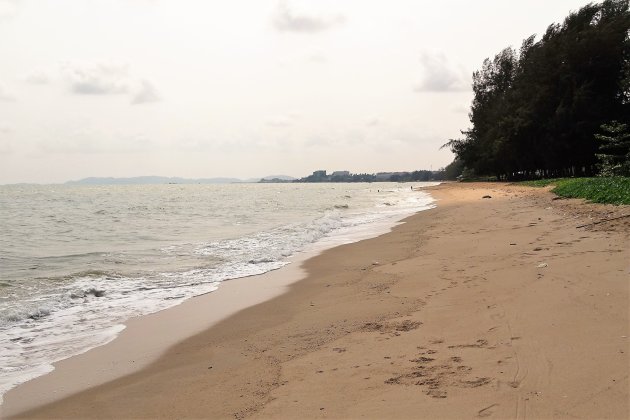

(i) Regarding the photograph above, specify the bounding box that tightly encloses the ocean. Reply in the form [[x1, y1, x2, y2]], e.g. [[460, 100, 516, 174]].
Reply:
[[0, 182, 436, 400]]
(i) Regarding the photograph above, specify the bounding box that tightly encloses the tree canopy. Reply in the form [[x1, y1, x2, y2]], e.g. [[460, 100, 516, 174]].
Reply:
[[444, 0, 630, 180]]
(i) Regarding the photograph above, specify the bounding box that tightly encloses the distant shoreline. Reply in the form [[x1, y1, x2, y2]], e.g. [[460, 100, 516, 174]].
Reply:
[[4, 170, 448, 186]]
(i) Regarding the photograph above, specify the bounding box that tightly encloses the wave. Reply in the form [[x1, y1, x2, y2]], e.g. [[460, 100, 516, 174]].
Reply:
[[0, 184, 437, 401]]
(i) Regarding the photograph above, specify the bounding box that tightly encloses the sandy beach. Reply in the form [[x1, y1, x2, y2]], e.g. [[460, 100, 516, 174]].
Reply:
[[4, 182, 629, 419]]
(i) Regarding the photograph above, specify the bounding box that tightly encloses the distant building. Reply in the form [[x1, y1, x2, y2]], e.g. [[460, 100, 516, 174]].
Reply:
[[332, 171, 350, 177], [312, 170, 327, 177]]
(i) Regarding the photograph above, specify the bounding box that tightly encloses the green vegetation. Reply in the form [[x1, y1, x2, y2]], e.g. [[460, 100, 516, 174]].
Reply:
[[442, 159, 464, 180], [520, 178, 564, 187], [294, 169, 453, 183], [520, 177, 630, 204], [595, 121, 630, 176], [443, 0, 630, 180]]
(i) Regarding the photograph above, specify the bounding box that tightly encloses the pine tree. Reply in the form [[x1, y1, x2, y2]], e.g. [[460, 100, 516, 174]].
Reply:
[[595, 121, 630, 176]]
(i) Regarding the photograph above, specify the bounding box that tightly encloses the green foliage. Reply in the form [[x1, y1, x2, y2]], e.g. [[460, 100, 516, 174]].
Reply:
[[441, 159, 464, 180], [460, 167, 478, 181], [520, 178, 563, 187], [554, 178, 630, 204], [520, 177, 630, 204], [595, 121, 630, 176], [444, 0, 630, 180]]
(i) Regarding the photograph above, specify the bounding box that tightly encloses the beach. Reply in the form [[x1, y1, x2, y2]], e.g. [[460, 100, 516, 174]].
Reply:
[[4, 182, 629, 419]]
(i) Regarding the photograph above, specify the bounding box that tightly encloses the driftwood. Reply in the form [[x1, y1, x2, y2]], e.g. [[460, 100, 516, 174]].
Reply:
[[576, 214, 630, 228]]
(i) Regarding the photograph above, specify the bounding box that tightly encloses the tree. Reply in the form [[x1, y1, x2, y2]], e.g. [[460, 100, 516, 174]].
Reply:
[[595, 121, 630, 175], [441, 160, 464, 180], [443, 0, 630, 179]]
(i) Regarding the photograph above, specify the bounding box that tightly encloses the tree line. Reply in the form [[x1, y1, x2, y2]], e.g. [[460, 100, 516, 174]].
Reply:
[[294, 170, 445, 183], [444, 0, 630, 180]]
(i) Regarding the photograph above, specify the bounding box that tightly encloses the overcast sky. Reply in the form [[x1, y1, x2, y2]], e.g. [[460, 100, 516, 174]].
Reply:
[[0, 0, 591, 183]]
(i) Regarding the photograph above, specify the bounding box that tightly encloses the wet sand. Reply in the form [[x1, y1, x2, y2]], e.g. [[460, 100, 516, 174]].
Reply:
[[6, 182, 629, 419]]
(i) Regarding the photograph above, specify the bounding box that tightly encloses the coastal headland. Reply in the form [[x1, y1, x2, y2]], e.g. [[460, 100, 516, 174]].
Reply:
[[5, 182, 629, 419]]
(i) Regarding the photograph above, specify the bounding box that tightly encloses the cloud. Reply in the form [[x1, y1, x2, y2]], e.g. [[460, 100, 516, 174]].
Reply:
[[413, 52, 469, 92], [365, 117, 382, 127], [61, 61, 131, 95], [60, 61, 160, 104], [132, 79, 160, 104], [0, 82, 15, 101], [272, 1, 345, 33], [0, 0, 18, 21], [22, 70, 52, 85], [265, 113, 298, 128]]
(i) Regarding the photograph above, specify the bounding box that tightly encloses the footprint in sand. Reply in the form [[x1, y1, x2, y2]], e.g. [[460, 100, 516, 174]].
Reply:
[[448, 339, 490, 349], [478, 403, 499, 417], [361, 320, 422, 335]]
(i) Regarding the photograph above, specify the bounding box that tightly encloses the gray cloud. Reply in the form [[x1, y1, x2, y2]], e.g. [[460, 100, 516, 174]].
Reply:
[[132, 79, 160, 104], [413, 52, 469, 92], [272, 1, 345, 33], [61, 61, 131, 95], [59, 61, 160, 105]]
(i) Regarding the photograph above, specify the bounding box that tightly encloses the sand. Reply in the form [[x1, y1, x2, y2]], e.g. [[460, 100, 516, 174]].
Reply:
[[4, 182, 629, 419]]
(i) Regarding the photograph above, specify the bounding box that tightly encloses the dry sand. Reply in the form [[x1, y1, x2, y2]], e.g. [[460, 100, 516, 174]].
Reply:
[[5, 182, 629, 419]]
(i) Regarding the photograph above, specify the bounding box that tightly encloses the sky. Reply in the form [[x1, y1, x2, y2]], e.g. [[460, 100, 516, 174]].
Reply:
[[0, 0, 593, 183]]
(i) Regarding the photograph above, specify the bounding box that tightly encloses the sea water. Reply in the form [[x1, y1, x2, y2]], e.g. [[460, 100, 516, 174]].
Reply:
[[0, 182, 436, 400]]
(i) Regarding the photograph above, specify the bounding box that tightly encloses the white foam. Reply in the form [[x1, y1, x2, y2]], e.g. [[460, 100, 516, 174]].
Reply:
[[0, 184, 437, 401]]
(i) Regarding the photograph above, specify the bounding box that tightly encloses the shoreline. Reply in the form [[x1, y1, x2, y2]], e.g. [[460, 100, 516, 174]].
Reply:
[[5, 182, 629, 418], [1, 185, 436, 417], [0, 251, 310, 417]]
